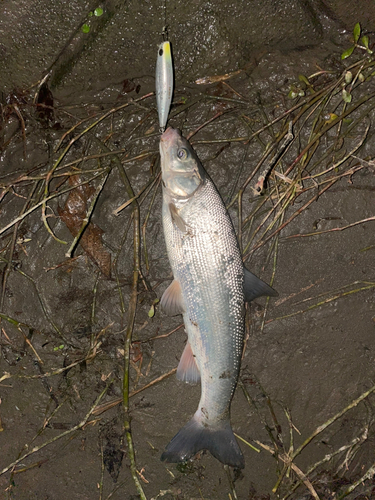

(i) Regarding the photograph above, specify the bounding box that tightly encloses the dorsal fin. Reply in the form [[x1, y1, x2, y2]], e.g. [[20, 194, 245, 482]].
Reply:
[[244, 268, 278, 302]]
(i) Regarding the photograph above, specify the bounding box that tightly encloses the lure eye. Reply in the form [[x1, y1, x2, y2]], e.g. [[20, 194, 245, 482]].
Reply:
[[159, 48, 163, 56], [177, 148, 188, 160]]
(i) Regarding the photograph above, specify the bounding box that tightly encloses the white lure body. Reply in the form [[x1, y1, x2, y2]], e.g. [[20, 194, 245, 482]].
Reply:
[[156, 41, 174, 131]]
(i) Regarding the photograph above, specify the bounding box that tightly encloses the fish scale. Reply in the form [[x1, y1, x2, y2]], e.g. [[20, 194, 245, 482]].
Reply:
[[159, 127, 277, 468], [163, 177, 245, 420]]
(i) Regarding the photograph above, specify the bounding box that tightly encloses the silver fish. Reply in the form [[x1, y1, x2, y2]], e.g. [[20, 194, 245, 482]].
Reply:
[[156, 41, 173, 131], [159, 127, 277, 468]]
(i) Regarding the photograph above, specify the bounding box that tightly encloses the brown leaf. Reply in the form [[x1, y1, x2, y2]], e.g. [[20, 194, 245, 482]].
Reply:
[[36, 83, 54, 125], [121, 78, 136, 93], [58, 176, 111, 278]]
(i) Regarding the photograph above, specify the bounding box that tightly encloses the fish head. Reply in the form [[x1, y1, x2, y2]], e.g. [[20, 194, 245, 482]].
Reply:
[[160, 127, 205, 198]]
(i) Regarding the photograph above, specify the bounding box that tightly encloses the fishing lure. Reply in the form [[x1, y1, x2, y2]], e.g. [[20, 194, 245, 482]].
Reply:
[[156, 41, 174, 131]]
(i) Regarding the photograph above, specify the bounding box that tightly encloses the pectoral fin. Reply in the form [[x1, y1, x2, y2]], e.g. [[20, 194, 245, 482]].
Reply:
[[161, 279, 185, 316], [169, 202, 188, 233], [176, 342, 200, 384], [243, 267, 278, 302]]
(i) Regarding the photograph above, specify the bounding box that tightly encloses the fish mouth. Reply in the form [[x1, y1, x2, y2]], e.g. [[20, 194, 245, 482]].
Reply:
[[161, 127, 181, 146], [160, 127, 181, 161]]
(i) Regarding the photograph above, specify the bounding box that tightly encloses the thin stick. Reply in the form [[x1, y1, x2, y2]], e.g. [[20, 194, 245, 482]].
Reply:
[[255, 441, 320, 500], [245, 177, 337, 258], [0, 180, 39, 310], [291, 384, 375, 461], [103, 139, 148, 498], [41, 93, 153, 243], [142, 173, 162, 272], [65, 169, 110, 257], [282, 429, 368, 500], [267, 282, 375, 323], [113, 174, 159, 216], [0, 377, 114, 477], [0, 329, 107, 382], [282, 216, 375, 240], [233, 432, 260, 453], [0, 171, 107, 238], [145, 323, 183, 341], [224, 465, 238, 500], [335, 462, 375, 499], [93, 367, 177, 416]]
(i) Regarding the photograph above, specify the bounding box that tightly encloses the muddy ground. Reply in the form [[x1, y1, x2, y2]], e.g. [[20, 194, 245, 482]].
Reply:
[[0, 1, 375, 499]]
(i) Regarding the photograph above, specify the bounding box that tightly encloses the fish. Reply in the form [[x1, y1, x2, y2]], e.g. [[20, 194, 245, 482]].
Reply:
[[156, 41, 174, 131], [159, 127, 278, 468]]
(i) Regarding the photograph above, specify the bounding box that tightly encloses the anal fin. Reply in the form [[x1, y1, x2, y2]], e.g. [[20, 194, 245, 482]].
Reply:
[[177, 342, 200, 384], [161, 279, 185, 316]]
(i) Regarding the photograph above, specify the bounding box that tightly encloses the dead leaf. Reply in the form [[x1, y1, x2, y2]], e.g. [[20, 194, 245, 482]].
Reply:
[[58, 176, 111, 278]]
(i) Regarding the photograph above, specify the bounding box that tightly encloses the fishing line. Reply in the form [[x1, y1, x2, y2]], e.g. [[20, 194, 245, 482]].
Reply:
[[162, 0, 168, 41]]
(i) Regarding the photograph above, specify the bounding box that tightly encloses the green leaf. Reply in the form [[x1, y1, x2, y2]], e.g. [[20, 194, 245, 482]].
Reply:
[[324, 113, 338, 123], [82, 23, 90, 33], [353, 22, 361, 43], [298, 74, 310, 86], [342, 88, 352, 103], [344, 71, 352, 84], [94, 7, 103, 16], [88, 11, 93, 17], [361, 35, 369, 48], [341, 45, 355, 60], [148, 298, 159, 318]]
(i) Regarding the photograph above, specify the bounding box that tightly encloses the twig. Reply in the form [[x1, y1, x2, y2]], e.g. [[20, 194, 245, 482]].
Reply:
[[92, 367, 177, 416], [335, 462, 375, 499], [0, 377, 114, 477], [245, 176, 337, 258], [113, 174, 159, 216], [283, 215, 375, 240], [233, 432, 260, 453], [0, 171, 107, 239], [101, 135, 148, 498], [0, 180, 39, 310], [0, 329, 107, 382], [291, 384, 375, 461], [253, 121, 294, 194], [255, 441, 320, 500], [224, 465, 238, 500], [142, 173, 162, 272], [282, 428, 369, 500], [267, 282, 375, 323], [65, 168, 110, 257], [41, 93, 153, 244]]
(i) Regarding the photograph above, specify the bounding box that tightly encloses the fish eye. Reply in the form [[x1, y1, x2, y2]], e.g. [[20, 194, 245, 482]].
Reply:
[[177, 148, 189, 160]]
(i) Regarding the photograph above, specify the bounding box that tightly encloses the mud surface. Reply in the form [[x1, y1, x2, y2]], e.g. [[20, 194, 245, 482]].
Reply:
[[0, 1, 375, 499]]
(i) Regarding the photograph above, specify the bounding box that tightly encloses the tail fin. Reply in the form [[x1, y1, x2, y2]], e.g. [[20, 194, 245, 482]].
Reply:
[[161, 414, 244, 469]]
